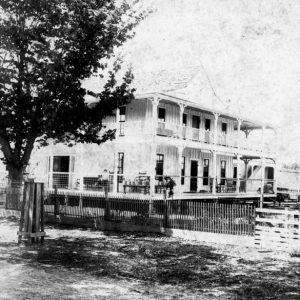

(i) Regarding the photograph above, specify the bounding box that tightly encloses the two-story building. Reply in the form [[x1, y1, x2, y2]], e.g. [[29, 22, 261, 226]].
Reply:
[[29, 92, 277, 202]]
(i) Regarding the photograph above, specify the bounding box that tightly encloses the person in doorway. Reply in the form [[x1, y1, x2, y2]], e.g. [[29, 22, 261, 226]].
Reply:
[[165, 176, 176, 198]]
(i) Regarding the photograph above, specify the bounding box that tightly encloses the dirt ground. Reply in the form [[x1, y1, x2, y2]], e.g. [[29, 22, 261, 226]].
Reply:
[[0, 217, 299, 300]]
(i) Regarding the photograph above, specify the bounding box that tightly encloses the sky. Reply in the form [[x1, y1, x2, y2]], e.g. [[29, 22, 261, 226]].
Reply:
[[85, 0, 300, 165]]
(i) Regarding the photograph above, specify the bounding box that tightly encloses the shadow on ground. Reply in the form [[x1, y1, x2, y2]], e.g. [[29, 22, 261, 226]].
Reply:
[[1, 217, 300, 299]]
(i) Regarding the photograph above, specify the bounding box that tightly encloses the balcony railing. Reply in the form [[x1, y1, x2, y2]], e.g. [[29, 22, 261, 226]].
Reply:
[[103, 121, 275, 154], [157, 122, 275, 154]]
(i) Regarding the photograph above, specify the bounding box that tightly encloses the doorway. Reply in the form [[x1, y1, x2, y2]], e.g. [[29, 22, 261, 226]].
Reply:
[[190, 160, 198, 192]]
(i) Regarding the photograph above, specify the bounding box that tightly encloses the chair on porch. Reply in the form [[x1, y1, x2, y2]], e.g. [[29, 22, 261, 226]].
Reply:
[[209, 177, 214, 193], [225, 179, 235, 193]]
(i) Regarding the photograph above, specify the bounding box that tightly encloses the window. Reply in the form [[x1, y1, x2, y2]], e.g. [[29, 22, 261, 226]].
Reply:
[[181, 156, 185, 185], [119, 107, 126, 135], [221, 160, 226, 185], [117, 153, 124, 174], [192, 115, 200, 129], [221, 122, 227, 134], [265, 167, 274, 180], [233, 166, 237, 179], [183, 114, 187, 126], [156, 154, 164, 181], [205, 119, 211, 131], [203, 159, 209, 185], [52, 156, 73, 189], [119, 106, 126, 121], [53, 156, 69, 172], [158, 107, 166, 122], [117, 152, 124, 183]]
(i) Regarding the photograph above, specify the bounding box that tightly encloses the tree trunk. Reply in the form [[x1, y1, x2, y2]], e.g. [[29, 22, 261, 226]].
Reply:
[[7, 164, 25, 186], [5, 164, 25, 210]]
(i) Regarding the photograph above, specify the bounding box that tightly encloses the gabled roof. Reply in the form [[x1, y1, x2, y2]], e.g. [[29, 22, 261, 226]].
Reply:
[[133, 65, 227, 112]]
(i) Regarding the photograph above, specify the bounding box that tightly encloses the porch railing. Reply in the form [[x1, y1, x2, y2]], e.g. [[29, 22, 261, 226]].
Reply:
[[44, 172, 276, 197]]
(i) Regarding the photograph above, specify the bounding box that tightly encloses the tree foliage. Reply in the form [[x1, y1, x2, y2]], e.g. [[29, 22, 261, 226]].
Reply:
[[0, 0, 145, 180]]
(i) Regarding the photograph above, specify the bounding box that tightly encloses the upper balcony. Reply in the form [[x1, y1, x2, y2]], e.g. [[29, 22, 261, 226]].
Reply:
[[156, 121, 276, 156], [102, 119, 276, 157]]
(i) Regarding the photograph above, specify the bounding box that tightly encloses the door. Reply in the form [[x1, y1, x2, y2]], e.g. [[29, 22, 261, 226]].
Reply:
[[192, 115, 200, 140], [190, 160, 198, 192]]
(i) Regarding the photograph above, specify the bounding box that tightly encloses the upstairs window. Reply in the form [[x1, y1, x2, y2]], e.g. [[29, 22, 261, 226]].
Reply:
[[119, 106, 126, 122], [158, 107, 166, 122], [205, 119, 211, 131], [192, 115, 200, 129], [119, 107, 126, 135], [221, 122, 227, 134]]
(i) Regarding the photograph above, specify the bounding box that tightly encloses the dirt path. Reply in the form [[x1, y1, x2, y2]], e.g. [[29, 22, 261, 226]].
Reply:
[[0, 217, 299, 299]]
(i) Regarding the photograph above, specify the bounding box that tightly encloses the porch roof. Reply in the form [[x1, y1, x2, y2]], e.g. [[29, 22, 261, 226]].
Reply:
[[136, 92, 275, 131]]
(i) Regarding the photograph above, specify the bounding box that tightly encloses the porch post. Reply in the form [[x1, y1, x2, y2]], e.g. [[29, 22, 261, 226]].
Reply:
[[177, 146, 184, 196], [213, 113, 219, 145], [179, 103, 186, 139], [236, 154, 241, 194], [244, 160, 249, 193], [260, 156, 265, 208], [113, 152, 118, 193], [212, 151, 217, 194], [150, 96, 159, 197]]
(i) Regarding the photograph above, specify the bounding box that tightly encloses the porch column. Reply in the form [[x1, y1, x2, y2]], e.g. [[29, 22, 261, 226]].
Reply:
[[179, 103, 186, 139], [115, 107, 120, 137], [150, 96, 159, 196], [113, 151, 118, 193], [177, 146, 184, 196], [260, 156, 265, 208], [212, 151, 217, 194], [213, 113, 219, 145], [236, 154, 241, 194], [244, 159, 249, 193]]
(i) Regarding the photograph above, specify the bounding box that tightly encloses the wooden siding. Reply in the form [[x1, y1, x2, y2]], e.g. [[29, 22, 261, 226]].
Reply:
[[158, 102, 180, 124]]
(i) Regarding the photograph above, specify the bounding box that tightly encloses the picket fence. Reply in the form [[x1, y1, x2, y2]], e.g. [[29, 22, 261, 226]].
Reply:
[[43, 190, 256, 236]]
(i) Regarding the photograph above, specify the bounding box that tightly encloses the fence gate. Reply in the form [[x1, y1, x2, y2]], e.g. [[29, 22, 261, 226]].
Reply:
[[255, 208, 300, 251], [18, 182, 45, 244]]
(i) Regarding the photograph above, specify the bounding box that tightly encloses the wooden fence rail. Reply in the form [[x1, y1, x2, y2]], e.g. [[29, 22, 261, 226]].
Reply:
[[255, 208, 300, 251]]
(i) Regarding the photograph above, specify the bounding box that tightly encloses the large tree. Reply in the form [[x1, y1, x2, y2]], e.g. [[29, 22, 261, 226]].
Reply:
[[0, 0, 145, 183]]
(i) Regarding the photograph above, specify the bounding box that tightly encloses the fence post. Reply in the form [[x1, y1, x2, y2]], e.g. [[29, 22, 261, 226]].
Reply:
[[18, 182, 45, 244], [54, 185, 59, 217], [104, 180, 110, 221], [163, 189, 169, 228]]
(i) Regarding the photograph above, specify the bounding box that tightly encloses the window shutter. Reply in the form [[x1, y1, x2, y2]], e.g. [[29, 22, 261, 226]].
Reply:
[[69, 156, 75, 173]]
